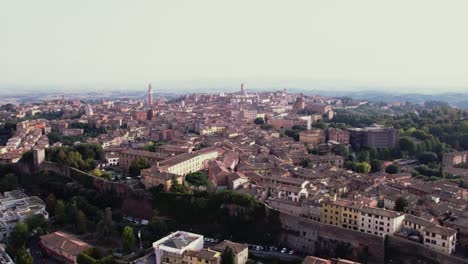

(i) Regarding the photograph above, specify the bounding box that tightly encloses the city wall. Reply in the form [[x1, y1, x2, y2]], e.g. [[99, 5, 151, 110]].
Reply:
[[387, 235, 468, 264], [37, 161, 139, 197], [275, 209, 385, 264]]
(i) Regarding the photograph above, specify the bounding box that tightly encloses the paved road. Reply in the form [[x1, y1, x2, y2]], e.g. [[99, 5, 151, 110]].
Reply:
[[249, 250, 303, 262]]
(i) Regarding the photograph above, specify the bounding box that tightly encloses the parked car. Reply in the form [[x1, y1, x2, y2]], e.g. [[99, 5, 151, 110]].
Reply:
[[281, 248, 287, 254]]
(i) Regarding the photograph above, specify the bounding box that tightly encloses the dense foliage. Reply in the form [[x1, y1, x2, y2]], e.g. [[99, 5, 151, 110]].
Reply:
[[185, 171, 210, 187], [46, 143, 104, 171], [129, 157, 150, 177], [149, 189, 282, 244]]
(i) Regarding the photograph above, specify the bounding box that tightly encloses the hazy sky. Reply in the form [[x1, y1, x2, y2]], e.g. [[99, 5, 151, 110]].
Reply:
[[1, 0, 468, 92]]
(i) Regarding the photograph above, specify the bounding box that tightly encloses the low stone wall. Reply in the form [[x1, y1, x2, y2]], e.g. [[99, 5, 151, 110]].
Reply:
[[387, 235, 468, 264], [38, 161, 137, 197], [276, 209, 385, 264]]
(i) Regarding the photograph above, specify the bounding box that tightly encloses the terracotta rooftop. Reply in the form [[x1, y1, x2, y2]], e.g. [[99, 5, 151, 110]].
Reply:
[[212, 240, 248, 254], [424, 225, 457, 237], [302, 256, 331, 264], [40, 231, 92, 257]]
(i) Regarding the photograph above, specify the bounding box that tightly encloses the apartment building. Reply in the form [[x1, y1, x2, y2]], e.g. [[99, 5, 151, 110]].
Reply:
[[403, 214, 435, 233], [442, 151, 468, 167], [260, 175, 310, 202], [141, 169, 183, 191], [268, 116, 308, 130], [119, 149, 168, 169], [299, 129, 326, 149], [0, 190, 49, 239], [105, 152, 119, 166], [423, 225, 457, 254], [142, 148, 221, 189], [327, 128, 350, 145], [159, 148, 220, 176], [349, 126, 399, 149], [359, 207, 404, 237], [321, 199, 376, 230], [321, 199, 352, 227]]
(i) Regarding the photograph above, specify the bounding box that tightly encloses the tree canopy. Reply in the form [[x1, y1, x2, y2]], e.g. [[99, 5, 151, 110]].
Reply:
[[385, 164, 401, 174], [129, 157, 150, 177], [122, 226, 136, 253], [221, 246, 235, 264], [254, 117, 265, 125], [394, 197, 409, 212], [185, 171, 210, 187]]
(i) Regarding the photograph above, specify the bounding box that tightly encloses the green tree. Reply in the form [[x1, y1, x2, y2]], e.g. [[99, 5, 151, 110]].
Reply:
[[370, 160, 383, 173], [76, 210, 87, 233], [45, 193, 57, 213], [300, 158, 311, 168], [0, 173, 18, 192], [353, 162, 371, 174], [91, 168, 102, 177], [97, 207, 115, 240], [357, 151, 370, 163], [66, 201, 79, 225], [77, 252, 97, 264], [25, 214, 47, 235], [417, 152, 438, 164], [399, 137, 417, 155], [101, 171, 112, 180], [185, 172, 210, 187], [54, 200, 66, 225], [122, 226, 136, 253], [221, 246, 235, 264], [170, 175, 188, 193], [385, 164, 401, 174], [16, 247, 33, 264], [332, 144, 348, 157], [146, 216, 169, 241], [7, 221, 29, 257], [57, 149, 67, 163], [254, 117, 265, 125], [394, 197, 408, 212], [129, 157, 150, 177]]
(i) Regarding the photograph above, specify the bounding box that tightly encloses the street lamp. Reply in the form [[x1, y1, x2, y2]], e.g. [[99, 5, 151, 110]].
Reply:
[[138, 229, 142, 252]]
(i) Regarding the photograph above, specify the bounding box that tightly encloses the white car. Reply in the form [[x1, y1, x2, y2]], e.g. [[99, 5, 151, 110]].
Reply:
[[289, 250, 295, 255], [280, 248, 287, 254]]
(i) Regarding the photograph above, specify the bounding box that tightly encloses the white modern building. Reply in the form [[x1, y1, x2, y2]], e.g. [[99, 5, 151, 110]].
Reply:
[[0, 245, 14, 264], [359, 207, 404, 237], [152, 231, 204, 264], [0, 190, 49, 240]]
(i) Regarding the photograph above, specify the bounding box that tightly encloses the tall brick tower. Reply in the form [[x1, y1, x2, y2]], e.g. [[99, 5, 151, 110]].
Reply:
[[148, 83, 153, 106]]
